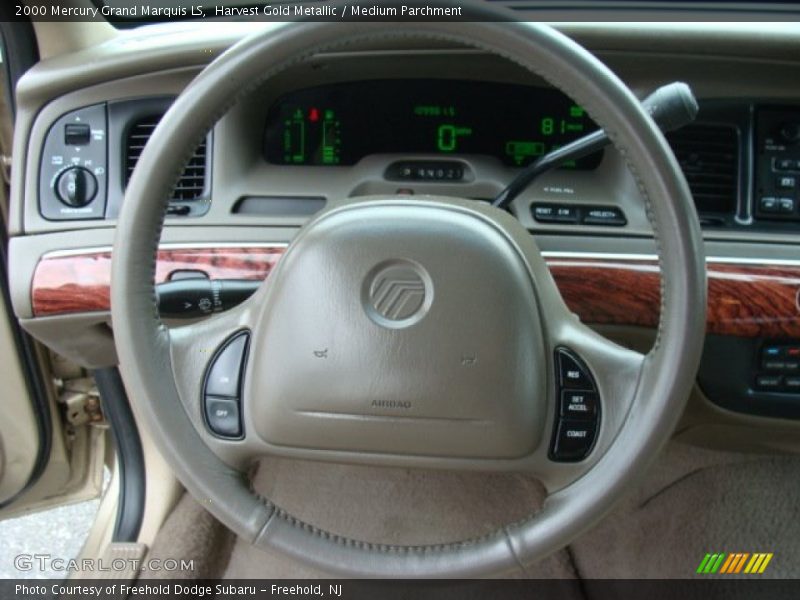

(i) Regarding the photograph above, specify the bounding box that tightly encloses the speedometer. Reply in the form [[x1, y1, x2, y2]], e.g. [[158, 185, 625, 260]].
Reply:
[[263, 79, 601, 168]]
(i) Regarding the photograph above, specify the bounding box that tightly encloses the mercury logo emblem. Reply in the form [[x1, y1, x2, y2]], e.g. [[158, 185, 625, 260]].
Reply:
[[364, 260, 432, 329]]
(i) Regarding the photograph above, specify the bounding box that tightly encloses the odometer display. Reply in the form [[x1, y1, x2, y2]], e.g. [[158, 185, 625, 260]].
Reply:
[[263, 80, 601, 169]]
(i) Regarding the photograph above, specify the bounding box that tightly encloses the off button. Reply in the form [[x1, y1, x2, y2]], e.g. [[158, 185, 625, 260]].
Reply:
[[204, 397, 241, 438]]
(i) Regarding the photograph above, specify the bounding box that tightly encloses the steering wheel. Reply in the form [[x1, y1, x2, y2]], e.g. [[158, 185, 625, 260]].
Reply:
[[111, 15, 706, 578]]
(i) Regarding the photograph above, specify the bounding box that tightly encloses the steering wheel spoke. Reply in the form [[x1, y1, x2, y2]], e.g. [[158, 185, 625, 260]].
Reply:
[[533, 318, 646, 491], [167, 290, 262, 467]]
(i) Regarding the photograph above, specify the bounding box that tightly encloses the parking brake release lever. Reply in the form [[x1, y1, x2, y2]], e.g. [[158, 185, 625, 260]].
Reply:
[[492, 82, 699, 210]]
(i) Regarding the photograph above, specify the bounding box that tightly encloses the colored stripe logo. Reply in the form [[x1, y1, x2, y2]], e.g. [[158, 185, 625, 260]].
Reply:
[[696, 552, 773, 574]]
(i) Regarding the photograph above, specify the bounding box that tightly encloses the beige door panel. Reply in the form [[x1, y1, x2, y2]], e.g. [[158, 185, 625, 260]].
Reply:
[[0, 300, 39, 503], [0, 43, 104, 516]]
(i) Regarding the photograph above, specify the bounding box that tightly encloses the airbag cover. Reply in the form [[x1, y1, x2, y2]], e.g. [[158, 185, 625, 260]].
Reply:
[[247, 200, 546, 459]]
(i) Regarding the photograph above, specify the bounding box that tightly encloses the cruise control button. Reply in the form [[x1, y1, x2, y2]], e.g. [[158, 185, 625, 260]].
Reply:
[[558, 351, 594, 390], [777, 175, 797, 189], [205, 333, 249, 397], [552, 420, 596, 461], [205, 397, 241, 437], [561, 390, 598, 419]]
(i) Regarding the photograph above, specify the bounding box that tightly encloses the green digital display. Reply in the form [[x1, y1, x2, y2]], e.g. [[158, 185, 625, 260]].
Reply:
[[265, 80, 601, 168]]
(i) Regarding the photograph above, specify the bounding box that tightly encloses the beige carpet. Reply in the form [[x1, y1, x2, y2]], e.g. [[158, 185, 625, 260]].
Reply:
[[145, 493, 235, 579], [570, 443, 800, 579], [146, 441, 800, 580], [226, 458, 574, 578]]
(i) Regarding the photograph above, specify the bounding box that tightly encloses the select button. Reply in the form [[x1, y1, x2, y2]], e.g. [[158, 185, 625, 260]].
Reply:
[[582, 206, 627, 226]]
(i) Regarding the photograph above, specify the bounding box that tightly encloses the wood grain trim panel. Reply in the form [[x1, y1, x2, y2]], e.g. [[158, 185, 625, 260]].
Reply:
[[31, 248, 800, 338], [31, 247, 283, 317], [548, 258, 800, 338]]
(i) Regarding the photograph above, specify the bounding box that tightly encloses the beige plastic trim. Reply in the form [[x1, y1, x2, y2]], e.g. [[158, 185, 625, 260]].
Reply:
[[31, 1, 117, 60], [2, 422, 105, 518], [0, 287, 39, 503]]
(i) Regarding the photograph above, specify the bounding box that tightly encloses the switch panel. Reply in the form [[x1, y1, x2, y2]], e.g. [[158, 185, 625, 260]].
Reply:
[[755, 342, 800, 393], [755, 108, 800, 222], [532, 203, 627, 227], [550, 348, 601, 462], [202, 331, 250, 439], [698, 336, 800, 420], [39, 104, 108, 220]]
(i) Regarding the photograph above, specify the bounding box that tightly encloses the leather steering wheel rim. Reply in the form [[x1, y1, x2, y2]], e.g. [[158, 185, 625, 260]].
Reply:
[[111, 13, 706, 578]]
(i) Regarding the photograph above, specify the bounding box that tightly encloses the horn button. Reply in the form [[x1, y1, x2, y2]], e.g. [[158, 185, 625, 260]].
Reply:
[[248, 201, 547, 459]]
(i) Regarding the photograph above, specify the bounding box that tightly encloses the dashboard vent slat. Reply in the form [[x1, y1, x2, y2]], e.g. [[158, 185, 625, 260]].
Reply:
[[125, 115, 208, 201], [666, 123, 739, 217]]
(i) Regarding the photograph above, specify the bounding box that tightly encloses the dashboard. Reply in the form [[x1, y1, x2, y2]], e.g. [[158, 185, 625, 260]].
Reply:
[[8, 23, 800, 455]]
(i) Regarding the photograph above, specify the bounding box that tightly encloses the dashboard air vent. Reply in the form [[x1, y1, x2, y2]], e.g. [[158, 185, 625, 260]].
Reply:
[[125, 115, 208, 201], [665, 123, 739, 217]]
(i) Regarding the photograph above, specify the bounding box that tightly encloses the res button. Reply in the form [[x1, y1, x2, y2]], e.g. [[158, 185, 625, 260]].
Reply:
[[558, 351, 595, 390]]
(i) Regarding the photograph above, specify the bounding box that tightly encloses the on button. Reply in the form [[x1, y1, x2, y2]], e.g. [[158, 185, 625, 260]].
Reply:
[[205, 333, 249, 397]]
